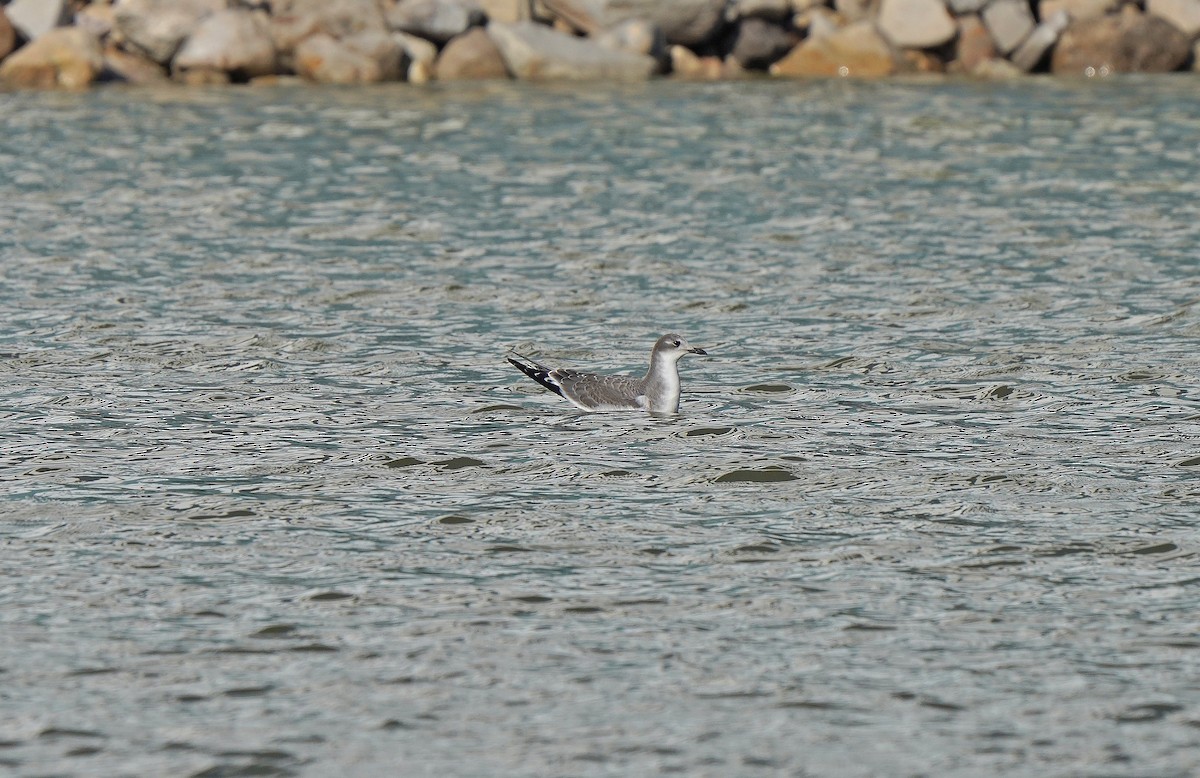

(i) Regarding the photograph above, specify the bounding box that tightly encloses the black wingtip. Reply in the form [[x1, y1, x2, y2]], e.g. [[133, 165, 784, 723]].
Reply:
[[507, 354, 565, 398]]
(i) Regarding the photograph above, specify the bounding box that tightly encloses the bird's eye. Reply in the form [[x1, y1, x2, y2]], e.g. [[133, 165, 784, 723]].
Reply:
[[672, 340, 681, 347]]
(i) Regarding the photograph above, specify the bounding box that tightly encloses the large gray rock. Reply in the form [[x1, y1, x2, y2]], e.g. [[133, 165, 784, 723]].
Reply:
[[1051, 10, 1192, 73], [981, 0, 1035, 54], [729, 17, 796, 69], [1009, 10, 1068, 71], [1148, 0, 1200, 37], [113, 0, 225, 65], [0, 26, 104, 87], [4, 0, 71, 40], [539, 0, 726, 46], [174, 9, 278, 78], [487, 19, 657, 79], [386, 0, 485, 43], [877, 0, 956, 49]]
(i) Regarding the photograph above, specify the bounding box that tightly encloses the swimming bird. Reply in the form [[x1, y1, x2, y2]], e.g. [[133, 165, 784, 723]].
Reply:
[[507, 333, 707, 414]]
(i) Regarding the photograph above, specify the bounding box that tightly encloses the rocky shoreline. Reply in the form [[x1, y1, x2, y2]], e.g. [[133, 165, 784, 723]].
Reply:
[[0, 0, 1198, 89]]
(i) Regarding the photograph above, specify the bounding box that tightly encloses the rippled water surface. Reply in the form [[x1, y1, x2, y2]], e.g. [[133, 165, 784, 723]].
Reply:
[[3, 77, 1200, 776]]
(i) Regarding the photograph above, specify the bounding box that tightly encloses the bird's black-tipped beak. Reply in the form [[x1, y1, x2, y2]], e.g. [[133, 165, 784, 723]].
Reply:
[[689, 347, 707, 356]]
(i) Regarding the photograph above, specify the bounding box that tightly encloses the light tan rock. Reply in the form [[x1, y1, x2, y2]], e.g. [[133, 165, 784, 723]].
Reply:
[[1051, 9, 1192, 73], [268, 0, 389, 52], [476, 0, 532, 24], [538, 0, 726, 46], [877, 0, 956, 49], [113, 0, 225, 65], [0, 10, 17, 62], [949, 14, 998, 73], [1039, 0, 1119, 23], [435, 26, 509, 79], [728, 0, 792, 21], [4, 0, 72, 40], [833, 0, 875, 23], [668, 43, 732, 78], [594, 18, 666, 63], [487, 19, 657, 80], [1148, 0, 1200, 37], [174, 9, 278, 79], [0, 26, 104, 88], [344, 30, 407, 80], [294, 32, 385, 82], [970, 56, 1023, 78], [770, 20, 896, 77], [75, 3, 118, 40], [104, 44, 170, 83]]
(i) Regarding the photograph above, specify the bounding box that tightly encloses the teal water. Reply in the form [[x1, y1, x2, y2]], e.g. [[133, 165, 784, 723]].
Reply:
[[2, 78, 1200, 776]]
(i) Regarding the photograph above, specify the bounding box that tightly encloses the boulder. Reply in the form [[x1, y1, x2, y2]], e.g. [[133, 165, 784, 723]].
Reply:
[[102, 44, 170, 83], [0, 26, 104, 88], [726, 0, 792, 21], [729, 17, 796, 69], [0, 10, 18, 62], [295, 31, 391, 82], [4, 0, 72, 40], [878, 0, 956, 49], [486, 19, 657, 80], [538, 0, 726, 46], [1051, 10, 1192, 73], [899, 47, 944, 72], [173, 9, 278, 79], [770, 20, 897, 77], [981, 0, 1035, 54], [267, 0, 389, 39], [113, 0, 225, 65], [1009, 9, 1068, 71], [350, 31, 408, 79], [476, 0, 532, 23], [1039, 0, 1120, 23], [949, 14, 998, 73], [970, 56, 1024, 78], [669, 43, 725, 78], [833, 0, 874, 23], [1148, 0, 1200, 37], [594, 19, 667, 64], [946, 0, 988, 11], [435, 27, 509, 78], [386, 0, 485, 43], [393, 30, 438, 82], [75, 3, 118, 39]]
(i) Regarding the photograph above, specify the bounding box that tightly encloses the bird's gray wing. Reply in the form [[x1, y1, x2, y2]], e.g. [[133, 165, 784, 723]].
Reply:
[[551, 370, 644, 411]]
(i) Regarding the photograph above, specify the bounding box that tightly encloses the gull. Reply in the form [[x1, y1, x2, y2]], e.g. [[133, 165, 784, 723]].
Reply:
[[507, 333, 708, 414]]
